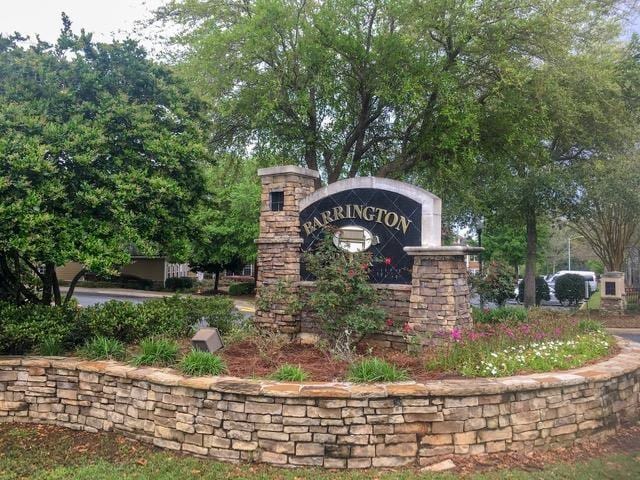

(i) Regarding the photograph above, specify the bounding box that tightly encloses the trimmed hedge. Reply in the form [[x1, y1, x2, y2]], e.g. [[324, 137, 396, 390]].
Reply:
[[228, 282, 255, 296], [165, 276, 196, 291], [0, 296, 241, 355], [555, 273, 588, 306]]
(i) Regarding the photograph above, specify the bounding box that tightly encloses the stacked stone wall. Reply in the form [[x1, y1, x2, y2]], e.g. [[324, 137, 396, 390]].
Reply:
[[1, 340, 639, 468]]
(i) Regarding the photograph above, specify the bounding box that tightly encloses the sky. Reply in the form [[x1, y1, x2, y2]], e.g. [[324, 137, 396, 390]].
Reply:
[[0, 1, 638, 48]]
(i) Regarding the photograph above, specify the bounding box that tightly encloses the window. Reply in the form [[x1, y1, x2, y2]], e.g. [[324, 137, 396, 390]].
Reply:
[[605, 282, 616, 296], [270, 191, 284, 211]]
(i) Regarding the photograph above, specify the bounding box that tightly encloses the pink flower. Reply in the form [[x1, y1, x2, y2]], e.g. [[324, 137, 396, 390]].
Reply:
[[384, 257, 392, 266], [403, 323, 413, 334], [386, 318, 394, 327], [451, 328, 462, 342]]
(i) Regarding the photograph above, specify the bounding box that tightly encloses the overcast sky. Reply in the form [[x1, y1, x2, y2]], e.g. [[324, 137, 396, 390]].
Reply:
[[0, 1, 638, 47]]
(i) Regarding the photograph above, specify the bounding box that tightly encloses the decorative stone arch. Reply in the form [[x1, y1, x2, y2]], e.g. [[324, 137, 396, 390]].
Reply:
[[255, 165, 481, 346]]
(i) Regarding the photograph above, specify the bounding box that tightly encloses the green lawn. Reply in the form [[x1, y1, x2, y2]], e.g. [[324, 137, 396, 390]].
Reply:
[[1, 424, 640, 480], [586, 290, 601, 310]]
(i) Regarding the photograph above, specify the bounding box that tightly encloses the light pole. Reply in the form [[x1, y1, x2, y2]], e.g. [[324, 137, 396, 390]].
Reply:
[[477, 217, 485, 275], [568, 235, 583, 271]]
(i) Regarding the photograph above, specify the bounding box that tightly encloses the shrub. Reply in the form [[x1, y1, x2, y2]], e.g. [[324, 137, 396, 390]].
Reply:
[[132, 338, 179, 367], [165, 277, 195, 291], [0, 302, 77, 354], [270, 364, 310, 382], [79, 336, 126, 361], [473, 261, 515, 307], [517, 277, 550, 305], [303, 232, 386, 356], [555, 274, 588, 306], [228, 282, 255, 296], [77, 301, 145, 344], [347, 358, 409, 383], [179, 350, 226, 376], [472, 306, 528, 324]]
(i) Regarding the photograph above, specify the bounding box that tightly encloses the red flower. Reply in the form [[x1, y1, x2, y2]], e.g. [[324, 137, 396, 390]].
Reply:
[[386, 318, 395, 327], [402, 323, 413, 334], [384, 257, 392, 266], [348, 269, 355, 277], [360, 263, 368, 270]]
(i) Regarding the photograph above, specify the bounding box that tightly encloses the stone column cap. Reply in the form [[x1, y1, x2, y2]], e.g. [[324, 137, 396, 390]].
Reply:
[[257, 165, 320, 178], [404, 245, 484, 256], [602, 271, 624, 278]]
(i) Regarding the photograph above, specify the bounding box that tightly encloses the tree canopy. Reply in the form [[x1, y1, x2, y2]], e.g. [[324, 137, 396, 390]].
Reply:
[[0, 16, 211, 305]]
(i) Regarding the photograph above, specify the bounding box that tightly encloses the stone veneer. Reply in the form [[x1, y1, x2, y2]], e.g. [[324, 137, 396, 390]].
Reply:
[[1, 339, 640, 469]]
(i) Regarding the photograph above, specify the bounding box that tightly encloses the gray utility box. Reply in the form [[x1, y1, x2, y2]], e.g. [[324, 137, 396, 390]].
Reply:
[[191, 327, 224, 353]]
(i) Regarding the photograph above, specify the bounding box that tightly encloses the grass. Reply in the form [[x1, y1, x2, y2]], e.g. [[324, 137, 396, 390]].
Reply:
[[347, 357, 409, 383], [1, 424, 640, 480], [79, 336, 126, 361], [586, 290, 601, 310], [179, 349, 227, 376], [132, 338, 179, 367], [270, 364, 310, 381], [37, 337, 65, 356]]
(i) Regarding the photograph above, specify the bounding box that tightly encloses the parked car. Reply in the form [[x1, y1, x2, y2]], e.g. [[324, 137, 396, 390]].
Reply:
[[546, 270, 598, 296]]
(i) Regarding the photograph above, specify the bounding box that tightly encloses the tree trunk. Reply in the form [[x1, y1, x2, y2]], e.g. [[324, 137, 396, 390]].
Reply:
[[64, 268, 87, 305], [524, 208, 537, 307], [42, 263, 54, 306], [213, 271, 220, 294]]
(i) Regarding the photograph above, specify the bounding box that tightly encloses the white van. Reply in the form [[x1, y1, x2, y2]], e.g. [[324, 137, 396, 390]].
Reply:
[[547, 270, 598, 295]]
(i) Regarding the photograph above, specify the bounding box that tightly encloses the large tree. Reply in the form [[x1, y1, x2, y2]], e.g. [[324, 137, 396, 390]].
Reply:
[[156, 0, 618, 182], [0, 17, 211, 305]]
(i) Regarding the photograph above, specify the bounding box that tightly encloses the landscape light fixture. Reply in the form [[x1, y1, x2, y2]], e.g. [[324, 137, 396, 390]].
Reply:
[[191, 327, 224, 353]]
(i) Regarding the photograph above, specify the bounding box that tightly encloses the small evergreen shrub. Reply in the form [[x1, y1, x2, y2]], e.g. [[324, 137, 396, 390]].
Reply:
[[179, 350, 226, 376], [270, 364, 310, 381], [79, 336, 126, 361], [555, 274, 588, 306], [77, 301, 144, 344], [165, 276, 195, 291], [473, 261, 515, 306], [517, 277, 550, 305], [228, 282, 255, 295], [132, 338, 179, 367], [472, 306, 528, 324], [347, 358, 409, 383]]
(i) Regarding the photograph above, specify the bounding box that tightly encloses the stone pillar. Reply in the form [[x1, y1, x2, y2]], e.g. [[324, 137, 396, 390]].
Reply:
[[600, 271, 626, 316], [404, 246, 482, 342], [255, 165, 319, 334]]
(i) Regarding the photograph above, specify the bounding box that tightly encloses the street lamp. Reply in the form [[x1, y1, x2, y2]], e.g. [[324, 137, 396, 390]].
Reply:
[[568, 235, 583, 271], [477, 217, 485, 275]]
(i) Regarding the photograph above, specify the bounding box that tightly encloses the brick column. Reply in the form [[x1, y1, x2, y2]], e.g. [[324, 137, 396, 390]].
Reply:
[[255, 166, 319, 334], [600, 271, 626, 315], [405, 246, 482, 342]]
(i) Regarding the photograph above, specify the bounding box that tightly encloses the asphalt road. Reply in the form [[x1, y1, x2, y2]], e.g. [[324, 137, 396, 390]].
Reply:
[[618, 334, 640, 344], [73, 292, 146, 306]]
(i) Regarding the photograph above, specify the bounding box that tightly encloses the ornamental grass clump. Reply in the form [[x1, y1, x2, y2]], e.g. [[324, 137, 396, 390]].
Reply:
[[425, 314, 614, 377], [79, 336, 126, 361], [132, 338, 179, 367], [270, 364, 310, 382], [179, 350, 226, 376], [347, 357, 409, 383]]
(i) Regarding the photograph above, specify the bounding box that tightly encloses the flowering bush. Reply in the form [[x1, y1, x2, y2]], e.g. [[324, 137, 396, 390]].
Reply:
[[303, 231, 386, 357], [472, 261, 515, 306], [426, 315, 614, 377]]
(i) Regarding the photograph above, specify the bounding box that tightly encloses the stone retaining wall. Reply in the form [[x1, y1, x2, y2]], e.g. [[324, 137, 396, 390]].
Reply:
[[1, 340, 640, 468]]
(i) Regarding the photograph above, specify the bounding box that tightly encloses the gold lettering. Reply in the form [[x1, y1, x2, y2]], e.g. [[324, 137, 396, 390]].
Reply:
[[375, 207, 387, 223], [397, 216, 412, 234], [362, 206, 375, 221], [303, 221, 314, 235], [353, 205, 363, 219], [313, 217, 323, 230], [332, 206, 345, 220], [320, 211, 333, 225], [384, 211, 399, 229]]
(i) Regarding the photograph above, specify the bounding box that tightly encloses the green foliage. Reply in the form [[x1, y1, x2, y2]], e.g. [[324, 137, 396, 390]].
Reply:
[[0, 302, 77, 354], [555, 274, 588, 306], [256, 280, 302, 316], [578, 318, 604, 333], [165, 277, 195, 291], [347, 358, 409, 383], [472, 307, 528, 325], [473, 261, 516, 307], [517, 277, 551, 306], [0, 18, 211, 306], [79, 336, 126, 361], [303, 233, 386, 355], [132, 338, 179, 367], [269, 364, 310, 382], [37, 337, 65, 356], [179, 350, 227, 376], [77, 301, 144, 344], [228, 282, 255, 296]]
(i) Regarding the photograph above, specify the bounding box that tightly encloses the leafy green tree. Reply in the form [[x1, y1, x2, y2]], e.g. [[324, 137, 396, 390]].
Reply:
[[189, 157, 261, 292], [156, 0, 619, 182], [0, 16, 211, 305]]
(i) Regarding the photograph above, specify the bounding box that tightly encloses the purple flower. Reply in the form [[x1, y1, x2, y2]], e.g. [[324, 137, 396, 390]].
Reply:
[[451, 328, 462, 342]]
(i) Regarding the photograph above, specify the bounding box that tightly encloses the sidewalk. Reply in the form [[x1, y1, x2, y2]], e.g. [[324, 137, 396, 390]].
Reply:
[[61, 286, 255, 314]]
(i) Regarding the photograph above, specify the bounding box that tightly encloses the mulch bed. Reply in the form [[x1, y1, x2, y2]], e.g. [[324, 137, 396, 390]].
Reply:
[[574, 311, 640, 329]]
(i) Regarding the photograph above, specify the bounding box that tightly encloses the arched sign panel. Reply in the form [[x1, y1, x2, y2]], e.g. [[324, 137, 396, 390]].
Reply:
[[299, 178, 441, 284]]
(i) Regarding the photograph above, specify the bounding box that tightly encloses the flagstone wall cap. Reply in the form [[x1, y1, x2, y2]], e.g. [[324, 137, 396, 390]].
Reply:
[[404, 245, 484, 256], [257, 165, 320, 178], [4, 338, 639, 399]]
